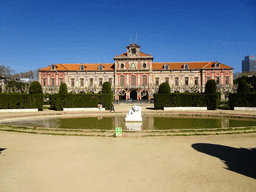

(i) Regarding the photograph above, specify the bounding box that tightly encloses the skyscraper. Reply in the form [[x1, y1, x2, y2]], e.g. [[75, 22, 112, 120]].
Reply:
[[242, 56, 256, 72]]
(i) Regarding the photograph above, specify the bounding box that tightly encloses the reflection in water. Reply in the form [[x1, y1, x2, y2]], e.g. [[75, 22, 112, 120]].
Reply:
[[2, 116, 256, 130], [125, 122, 142, 131], [221, 118, 229, 128]]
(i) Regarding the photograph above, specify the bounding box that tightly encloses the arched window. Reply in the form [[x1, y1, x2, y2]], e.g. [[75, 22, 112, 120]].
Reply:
[[131, 75, 136, 86], [120, 75, 125, 86], [164, 64, 169, 70], [184, 65, 188, 70], [99, 65, 103, 71], [142, 75, 147, 86]]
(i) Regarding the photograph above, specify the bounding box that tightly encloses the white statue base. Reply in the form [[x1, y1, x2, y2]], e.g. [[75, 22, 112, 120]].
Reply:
[[125, 105, 142, 122]]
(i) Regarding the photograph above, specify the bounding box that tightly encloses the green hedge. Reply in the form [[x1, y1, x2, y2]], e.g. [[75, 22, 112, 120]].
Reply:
[[0, 94, 43, 109], [50, 93, 113, 111], [229, 93, 256, 108], [154, 93, 219, 110]]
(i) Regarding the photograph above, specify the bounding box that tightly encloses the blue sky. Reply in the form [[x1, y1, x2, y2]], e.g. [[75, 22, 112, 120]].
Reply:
[[1, 0, 256, 74]]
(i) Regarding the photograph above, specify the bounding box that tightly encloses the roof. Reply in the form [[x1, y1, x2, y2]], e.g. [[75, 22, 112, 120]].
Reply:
[[116, 52, 150, 57], [39, 61, 233, 72], [152, 61, 233, 70], [39, 63, 115, 72]]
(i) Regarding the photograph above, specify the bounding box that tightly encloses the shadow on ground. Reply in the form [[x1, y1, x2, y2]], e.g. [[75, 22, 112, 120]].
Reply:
[[192, 143, 256, 179], [0, 148, 6, 154]]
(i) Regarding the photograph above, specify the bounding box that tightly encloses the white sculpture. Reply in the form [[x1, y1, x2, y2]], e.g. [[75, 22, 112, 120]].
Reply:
[[125, 105, 142, 121]]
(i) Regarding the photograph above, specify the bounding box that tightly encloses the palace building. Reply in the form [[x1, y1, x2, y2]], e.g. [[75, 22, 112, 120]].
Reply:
[[39, 44, 234, 101]]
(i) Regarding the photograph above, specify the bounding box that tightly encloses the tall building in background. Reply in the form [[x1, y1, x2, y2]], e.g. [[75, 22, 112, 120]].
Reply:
[[242, 56, 256, 72]]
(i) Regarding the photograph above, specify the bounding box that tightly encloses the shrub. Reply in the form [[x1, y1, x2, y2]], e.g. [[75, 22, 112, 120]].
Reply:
[[229, 93, 256, 108], [205, 79, 216, 94], [102, 82, 112, 94], [237, 79, 250, 93], [59, 83, 68, 94], [158, 82, 170, 94], [29, 81, 43, 94]]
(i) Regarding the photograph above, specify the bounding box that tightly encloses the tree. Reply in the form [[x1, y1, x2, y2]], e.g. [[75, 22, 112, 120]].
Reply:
[[29, 81, 43, 94], [0, 65, 14, 78], [205, 79, 216, 94], [102, 82, 112, 94], [59, 83, 68, 94], [6, 80, 29, 93], [158, 82, 170, 94], [237, 79, 250, 93]]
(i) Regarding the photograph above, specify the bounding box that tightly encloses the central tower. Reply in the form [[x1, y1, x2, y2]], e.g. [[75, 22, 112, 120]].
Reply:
[[126, 43, 141, 57]]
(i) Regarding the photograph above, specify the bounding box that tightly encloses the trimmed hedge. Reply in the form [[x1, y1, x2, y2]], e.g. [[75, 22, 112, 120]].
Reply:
[[237, 80, 250, 93], [154, 93, 219, 110], [205, 79, 217, 94], [158, 82, 170, 94], [29, 81, 43, 94], [59, 83, 68, 94], [50, 93, 113, 111], [229, 93, 256, 108], [0, 93, 43, 109]]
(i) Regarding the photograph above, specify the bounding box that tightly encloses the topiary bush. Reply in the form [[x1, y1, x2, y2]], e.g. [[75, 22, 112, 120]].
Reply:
[[158, 82, 170, 94], [29, 81, 43, 94], [205, 79, 216, 94], [102, 82, 112, 94], [237, 79, 250, 93], [59, 83, 68, 94]]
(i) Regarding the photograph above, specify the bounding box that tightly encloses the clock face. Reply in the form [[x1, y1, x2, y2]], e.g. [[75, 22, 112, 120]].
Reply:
[[131, 48, 136, 55]]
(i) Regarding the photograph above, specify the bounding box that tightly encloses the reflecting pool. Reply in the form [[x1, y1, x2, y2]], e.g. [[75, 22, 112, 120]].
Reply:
[[3, 115, 256, 130]]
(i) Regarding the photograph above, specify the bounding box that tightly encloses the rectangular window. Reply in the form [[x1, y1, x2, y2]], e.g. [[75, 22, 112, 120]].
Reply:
[[175, 77, 179, 86], [155, 77, 159, 86], [51, 79, 54, 86], [90, 78, 93, 86], [142, 75, 147, 86], [216, 77, 220, 85], [59, 79, 63, 85], [195, 77, 199, 85], [206, 76, 210, 82], [120, 76, 125, 86], [165, 77, 169, 84], [80, 78, 84, 87], [99, 78, 103, 86], [225, 77, 229, 85], [109, 78, 112, 86], [185, 77, 189, 86], [43, 79, 46, 86], [71, 79, 75, 87]]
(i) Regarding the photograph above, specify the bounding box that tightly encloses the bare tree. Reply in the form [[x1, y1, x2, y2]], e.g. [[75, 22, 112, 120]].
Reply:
[[0, 65, 15, 78]]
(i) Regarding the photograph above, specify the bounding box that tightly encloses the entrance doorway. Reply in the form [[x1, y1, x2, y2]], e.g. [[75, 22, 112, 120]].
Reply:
[[141, 90, 148, 100], [119, 90, 126, 101], [130, 90, 137, 100]]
